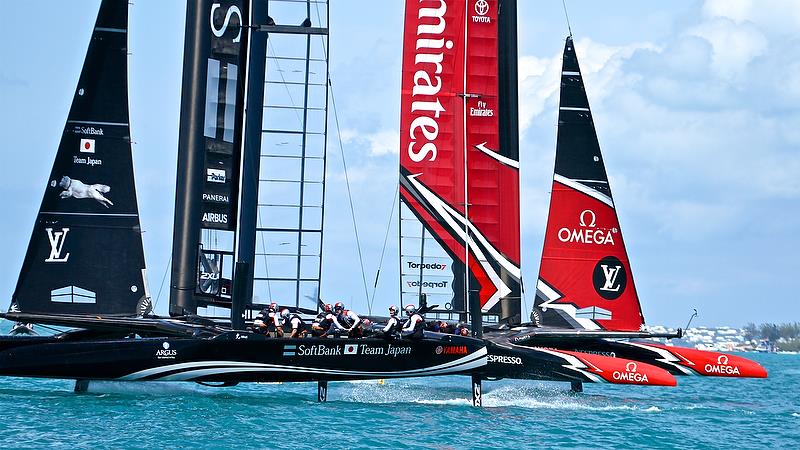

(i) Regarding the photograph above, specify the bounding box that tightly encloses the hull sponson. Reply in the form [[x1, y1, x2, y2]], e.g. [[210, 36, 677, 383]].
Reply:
[[479, 337, 676, 386]]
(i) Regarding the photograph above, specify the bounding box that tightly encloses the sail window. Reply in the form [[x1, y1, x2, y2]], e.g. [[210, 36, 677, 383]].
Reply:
[[50, 286, 97, 304]]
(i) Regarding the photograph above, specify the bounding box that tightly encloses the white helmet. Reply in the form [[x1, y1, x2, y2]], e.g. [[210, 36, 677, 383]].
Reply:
[[404, 304, 416, 316], [389, 305, 398, 316], [280, 308, 291, 319]]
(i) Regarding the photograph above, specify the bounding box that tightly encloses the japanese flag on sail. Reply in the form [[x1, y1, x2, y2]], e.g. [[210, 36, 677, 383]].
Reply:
[[344, 344, 359, 355], [80, 138, 95, 153]]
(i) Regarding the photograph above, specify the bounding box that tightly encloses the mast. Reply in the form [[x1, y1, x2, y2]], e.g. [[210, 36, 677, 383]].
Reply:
[[171, 0, 250, 317], [170, 0, 207, 316], [497, 0, 521, 325], [233, 0, 269, 328]]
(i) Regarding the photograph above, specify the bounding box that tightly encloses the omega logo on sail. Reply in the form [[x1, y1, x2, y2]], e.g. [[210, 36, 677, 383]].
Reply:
[[407, 1, 451, 163], [557, 209, 617, 245]]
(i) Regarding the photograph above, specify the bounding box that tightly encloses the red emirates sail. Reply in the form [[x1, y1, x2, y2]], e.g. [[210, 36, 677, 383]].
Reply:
[[531, 37, 644, 331], [399, 0, 521, 321]]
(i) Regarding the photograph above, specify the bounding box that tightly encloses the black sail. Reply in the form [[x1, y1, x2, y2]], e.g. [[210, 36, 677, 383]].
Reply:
[[10, 0, 149, 316]]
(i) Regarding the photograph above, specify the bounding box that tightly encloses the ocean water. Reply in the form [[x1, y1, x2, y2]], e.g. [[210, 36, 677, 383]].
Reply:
[[0, 348, 796, 449]]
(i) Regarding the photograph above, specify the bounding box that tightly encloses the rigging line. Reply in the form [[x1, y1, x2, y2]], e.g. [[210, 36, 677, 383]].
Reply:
[[153, 255, 172, 311], [369, 183, 399, 313], [256, 208, 274, 301], [267, 40, 304, 126], [561, 0, 573, 37], [329, 81, 371, 314]]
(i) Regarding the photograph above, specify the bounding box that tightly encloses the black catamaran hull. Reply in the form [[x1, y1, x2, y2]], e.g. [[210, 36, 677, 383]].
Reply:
[[0, 333, 486, 383]]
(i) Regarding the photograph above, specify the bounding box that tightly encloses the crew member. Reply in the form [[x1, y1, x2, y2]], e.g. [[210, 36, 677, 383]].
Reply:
[[281, 308, 307, 338], [332, 302, 363, 338], [311, 304, 335, 337], [267, 302, 283, 337], [382, 305, 401, 338], [252, 306, 271, 335], [401, 304, 425, 338]]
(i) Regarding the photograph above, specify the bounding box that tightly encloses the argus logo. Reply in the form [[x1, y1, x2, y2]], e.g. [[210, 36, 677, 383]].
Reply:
[[155, 341, 177, 359]]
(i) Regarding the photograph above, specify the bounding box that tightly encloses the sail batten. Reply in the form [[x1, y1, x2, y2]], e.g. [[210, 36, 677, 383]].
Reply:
[[10, 0, 149, 317]]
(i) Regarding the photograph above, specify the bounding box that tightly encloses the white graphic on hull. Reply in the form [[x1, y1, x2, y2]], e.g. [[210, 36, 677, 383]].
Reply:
[[118, 347, 487, 381]]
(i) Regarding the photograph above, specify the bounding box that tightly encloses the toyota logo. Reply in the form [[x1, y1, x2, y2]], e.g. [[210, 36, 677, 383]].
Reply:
[[475, 0, 489, 16]]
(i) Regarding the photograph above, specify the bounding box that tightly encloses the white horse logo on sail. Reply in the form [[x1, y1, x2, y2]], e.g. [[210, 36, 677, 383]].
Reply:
[[53, 176, 113, 208]]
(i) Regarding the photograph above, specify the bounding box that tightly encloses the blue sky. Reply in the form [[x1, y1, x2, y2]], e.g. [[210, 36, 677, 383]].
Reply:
[[1, 0, 798, 327]]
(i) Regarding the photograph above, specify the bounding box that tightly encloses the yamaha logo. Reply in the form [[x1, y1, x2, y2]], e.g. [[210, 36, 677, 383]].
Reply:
[[592, 256, 627, 300], [435, 346, 443, 355]]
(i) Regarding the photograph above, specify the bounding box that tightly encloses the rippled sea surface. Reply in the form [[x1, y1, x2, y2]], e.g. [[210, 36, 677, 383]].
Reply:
[[0, 334, 796, 449]]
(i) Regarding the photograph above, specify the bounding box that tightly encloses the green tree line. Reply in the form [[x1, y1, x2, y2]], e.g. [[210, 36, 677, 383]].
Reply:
[[743, 322, 800, 341]]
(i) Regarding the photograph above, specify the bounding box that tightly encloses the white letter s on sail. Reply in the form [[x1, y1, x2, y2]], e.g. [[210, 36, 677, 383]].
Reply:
[[210, 3, 243, 43]]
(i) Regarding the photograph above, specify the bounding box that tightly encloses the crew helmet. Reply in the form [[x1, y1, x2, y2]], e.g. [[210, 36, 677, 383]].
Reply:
[[334, 302, 345, 313], [404, 304, 416, 316], [269, 302, 278, 311], [323, 303, 332, 313], [280, 308, 291, 319], [388, 305, 398, 316]]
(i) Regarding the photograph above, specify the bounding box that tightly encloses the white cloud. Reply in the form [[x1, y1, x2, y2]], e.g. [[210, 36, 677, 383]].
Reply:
[[340, 128, 399, 156], [685, 18, 767, 80], [703, 0, 800, 34]]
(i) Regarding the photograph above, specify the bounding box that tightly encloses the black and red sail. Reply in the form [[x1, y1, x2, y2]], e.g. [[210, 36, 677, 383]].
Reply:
[[399, 0, 521, 322], [531, 37, 644, 332]]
